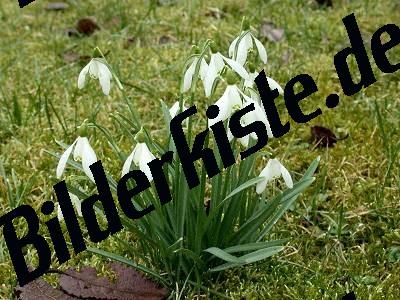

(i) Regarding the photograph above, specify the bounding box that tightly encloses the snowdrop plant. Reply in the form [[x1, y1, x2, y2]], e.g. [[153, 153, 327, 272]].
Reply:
[[55, 21, 318, 294]]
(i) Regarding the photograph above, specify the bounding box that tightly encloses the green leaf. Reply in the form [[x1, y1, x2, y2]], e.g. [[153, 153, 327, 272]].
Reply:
[[203, 247, 245, 263], [222, 239, 289, 254], [209, 246, 283, 272]]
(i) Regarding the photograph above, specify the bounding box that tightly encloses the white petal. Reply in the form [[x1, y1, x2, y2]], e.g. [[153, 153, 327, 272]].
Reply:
[[56, 139, 77, 179], [227, 85, 243, 108], [88, 60, 99, 78], [98, 62, 112, 95], [122, 150, 136, 177], [228, 36, 240, 58], [69, 193, 82, 217], [80, 138, 97, 182], [169, 101, 180, 118], [244, 72, 258, 88], [204, 53, 226, 97], [182, 59, 196, 92], [139, 161, 154, 182], [73, 137, 85, 161], [267, 76, 284, 95], [236, 33, 252, 65], [208, 88, 231, 127], [256, 178, 268, 194], [199, 58, 209, 80], [137, 144, 156, 182], [78, 63, 90, 89], [279, 163, 293, 188], [57, 204, 64, 221], [253, 37, 268, 64], [222, 56, 249, 80]]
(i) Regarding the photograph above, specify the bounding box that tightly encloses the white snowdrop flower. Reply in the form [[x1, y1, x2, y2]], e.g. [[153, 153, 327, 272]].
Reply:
[[182, 57, 208, 93], [122, 142, 156, 182], [208, 84, 242, 127], [256, 158, 293, 194], [244, 71, 284, 95], [227, 93, 273, 147], [229, 32, 268, 66], [56, 136, 97, 182], [204, 51, 249, 97], [78, 58, 112, 96], [57, 193, 82, 221]]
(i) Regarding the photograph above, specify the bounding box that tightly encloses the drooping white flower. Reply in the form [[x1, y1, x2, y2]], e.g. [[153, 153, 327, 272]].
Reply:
[[256, 158, 293, 194], [182, 57, 208, 93], [56, 136, 97, 182], [244, 71, 284, 95], [229, 32, 268, 66], [204, 52, 249, 97], [122, 143, 156, 182], [78, 58, 112, 95], [208, 84, 243, 127], [57, 193, 82, 221], [227, 92, 273, 147]]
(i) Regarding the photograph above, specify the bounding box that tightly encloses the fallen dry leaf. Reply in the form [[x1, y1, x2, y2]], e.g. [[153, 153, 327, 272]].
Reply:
[[62, 52, 90, 64], [204, 7, 226, 19], [76, 18, 100, 36], [15, 277, 76, 300], [158, 35, 176, 45], [60, 262, 168, 300], [259, 21, 284, 43], [315, 0, 333, 7], [311, 126, 338, 147]]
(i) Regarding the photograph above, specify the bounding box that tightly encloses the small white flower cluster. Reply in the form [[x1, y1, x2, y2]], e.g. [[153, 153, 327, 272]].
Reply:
[[55, 21, 294, 219]]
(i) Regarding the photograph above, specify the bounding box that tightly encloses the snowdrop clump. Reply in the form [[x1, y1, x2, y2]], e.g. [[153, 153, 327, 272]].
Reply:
[[54, 17, 318, 289]]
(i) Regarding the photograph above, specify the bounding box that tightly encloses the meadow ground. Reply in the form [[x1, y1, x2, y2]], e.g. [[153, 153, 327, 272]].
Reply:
[[0, 0, 399, 299]]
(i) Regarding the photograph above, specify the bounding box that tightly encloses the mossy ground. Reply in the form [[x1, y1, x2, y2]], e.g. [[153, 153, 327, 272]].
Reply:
[[0, 0, 399, 299]]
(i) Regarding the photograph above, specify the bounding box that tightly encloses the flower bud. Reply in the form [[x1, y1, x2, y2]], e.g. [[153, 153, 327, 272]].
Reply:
[[77, 121, 89, 137], [247, 62, 256, 73], [226, 69, 238, 85], [134, 127, 146, 143], [191, 45, 201, 54], [93, 47, 103, 58], [210, 41, 218, 53]]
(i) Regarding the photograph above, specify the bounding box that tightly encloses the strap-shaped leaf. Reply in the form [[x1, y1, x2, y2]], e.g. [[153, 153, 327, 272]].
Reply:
[[203, 247, 245, 263]]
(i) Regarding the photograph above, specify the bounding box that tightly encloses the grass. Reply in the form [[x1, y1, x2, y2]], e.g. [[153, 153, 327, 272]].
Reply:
[[0, 0, 399, 298]]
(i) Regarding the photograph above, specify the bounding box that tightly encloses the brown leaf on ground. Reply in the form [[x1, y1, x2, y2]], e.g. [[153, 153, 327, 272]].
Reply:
[[62, 51, 91, 64], [315, 0, 333, 7], [311, 126, 338, 147], [259, 21, 284, 43], [15, 277, 76, 300], [76, 18, 100, 36], [204, 7, 226, 19], [158, 35, 176, 45], [59, 262, 168, 300], [45, 2, 69, 11]]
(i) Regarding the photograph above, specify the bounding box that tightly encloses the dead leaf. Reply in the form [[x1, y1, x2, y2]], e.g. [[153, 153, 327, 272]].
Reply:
[[259, 21, 284, 43], [315, 0, 333, 7], [45, 2, 69, 11], [60, 262, 168, 299], [204, 199, 210, 216], [205, 7, 226, 19], [310, 126, 338, 147], [158, 35, 176, 45], [76, 18, 100, 36], [15, 277, 76, 300], [62, 52, 90, 64]]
